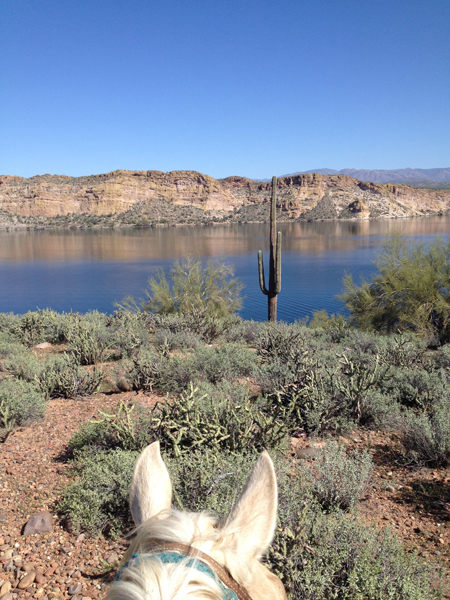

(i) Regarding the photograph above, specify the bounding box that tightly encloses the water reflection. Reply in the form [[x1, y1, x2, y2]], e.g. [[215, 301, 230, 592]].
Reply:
[[1, 216, 449, 321], [1, 216, 449, 262]]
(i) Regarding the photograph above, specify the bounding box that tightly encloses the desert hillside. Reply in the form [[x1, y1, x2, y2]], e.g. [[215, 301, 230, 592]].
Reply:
[[1, 169, 450, 224]]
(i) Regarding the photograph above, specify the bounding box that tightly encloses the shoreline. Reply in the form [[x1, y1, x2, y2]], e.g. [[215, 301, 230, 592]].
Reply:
[[0, 210, 447, 233]]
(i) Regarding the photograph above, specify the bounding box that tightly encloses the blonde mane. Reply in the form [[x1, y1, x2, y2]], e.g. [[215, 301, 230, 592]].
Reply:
[[106, 443, 287, 600]]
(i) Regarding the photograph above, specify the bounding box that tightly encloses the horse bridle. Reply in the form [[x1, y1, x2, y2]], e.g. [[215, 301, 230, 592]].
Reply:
[[114, 541, 253, 600]]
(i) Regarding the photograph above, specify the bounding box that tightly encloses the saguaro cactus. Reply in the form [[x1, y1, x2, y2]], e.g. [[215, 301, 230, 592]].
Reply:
[[258, 175, 281, 321]]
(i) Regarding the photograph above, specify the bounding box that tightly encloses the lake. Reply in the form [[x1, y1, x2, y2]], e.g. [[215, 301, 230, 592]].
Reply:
[[1, 216, 449, 322]]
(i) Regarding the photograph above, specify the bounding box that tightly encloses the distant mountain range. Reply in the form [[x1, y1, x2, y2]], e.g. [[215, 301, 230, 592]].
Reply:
[[276, 168, 450, 189]]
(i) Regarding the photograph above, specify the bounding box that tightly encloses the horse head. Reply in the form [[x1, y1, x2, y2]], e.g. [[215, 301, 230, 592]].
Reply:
[[107, 441, 287, 600]]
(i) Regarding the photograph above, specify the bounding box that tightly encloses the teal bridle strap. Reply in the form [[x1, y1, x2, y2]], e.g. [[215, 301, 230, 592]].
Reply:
[[114, 552, 239, 600]]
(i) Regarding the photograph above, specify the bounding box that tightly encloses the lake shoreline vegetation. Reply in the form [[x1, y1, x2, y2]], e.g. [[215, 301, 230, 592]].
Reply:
[[2, 242, 450, 598], [1, 203, 450, 232]]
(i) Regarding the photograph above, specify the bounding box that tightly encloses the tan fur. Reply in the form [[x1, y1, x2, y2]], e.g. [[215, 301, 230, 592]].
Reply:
[[106, 442, 287, 600]]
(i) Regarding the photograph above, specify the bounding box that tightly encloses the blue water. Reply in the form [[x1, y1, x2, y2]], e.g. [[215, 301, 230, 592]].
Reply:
[[1, 218, 448, 322]]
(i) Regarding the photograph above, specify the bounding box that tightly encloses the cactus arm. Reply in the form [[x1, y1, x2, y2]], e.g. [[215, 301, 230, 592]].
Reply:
[[275, 231, 282, 294], [258, 250, 268, 295]]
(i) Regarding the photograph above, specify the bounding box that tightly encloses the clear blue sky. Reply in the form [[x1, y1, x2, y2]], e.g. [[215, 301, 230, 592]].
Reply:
[[1, 0, 449, 179]]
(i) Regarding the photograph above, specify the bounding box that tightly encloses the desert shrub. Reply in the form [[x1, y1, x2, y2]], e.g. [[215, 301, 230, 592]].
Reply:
[[131, 343, 257, 393], [58, 448, 138, 535], [59, 448, 441, 599], [153, 328, 201, 352], [340, 329, 380, 356], [341, 234, 450, 345], [10, 309, 77, 346], [35, 354, 104, 399], [0, 313, 20, 338], [257, 357, 303, 392], [0, 377, 46, 431], [308, 309, 348, 330], [119, 257, 243, 340], [357, 389, 402, 428], [298, 441, 373, 511], [67, 321, 112, 365], [380, 367, 447, 411], [140, 257, 243, 317], [12, 311, 47, 346], [148, 309, 240, 343], [307, 309, 352, 343], [223, 319, 260, 345], [70, 382, 288, 459], [129, 349, 165, 391], [191, 342, 257, 384], [429, 343, 450, 371], [148, 383, 287, 456], [69, 401, 153, 454], [400, 399, 450, 466], [0, 336, 25, 360], [105, 310, 151, 358], [270, 501, 441, 600], [3, 348, 41, 380]]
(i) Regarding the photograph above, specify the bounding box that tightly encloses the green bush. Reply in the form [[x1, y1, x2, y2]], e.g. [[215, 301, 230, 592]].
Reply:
[[67, 321, 112, 365], [152, 383, 288, 457], [58, 449, 138, 535], [0, 336, 26, 359], [341, 234, 450, 345], [256, 320, 308, 363], [10, 309, 78, 346], [191, 343, 257, 385], [401, 399, 450, 466], [376, 333, 427, 368], [69, 401, 153, 454], [264, 351, 388, 436], [69, 381, 289, 459], [0, 378, 46, 431], [270, 502, 441, 599], [131, 343, 257, 393], [2, 347, 41, 380], [59, 447, 441, 599], [105, 310, 151, 357], [381, 367, 447, 410], [298, 441, 373, 511], [0, 313, 20, 339], [223, 319, 260, 345], [35, 354, 104, 399], [152, 328, 201, 352], [119, 257, 243, 323]]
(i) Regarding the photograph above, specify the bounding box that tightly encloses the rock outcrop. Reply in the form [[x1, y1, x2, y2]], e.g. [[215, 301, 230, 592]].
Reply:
[[1, 169, 450, 221]]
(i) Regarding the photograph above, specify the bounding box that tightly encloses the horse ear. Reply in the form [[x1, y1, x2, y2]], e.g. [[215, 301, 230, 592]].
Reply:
[[129, 441, 172, 526], [221, 451, 278, 559]]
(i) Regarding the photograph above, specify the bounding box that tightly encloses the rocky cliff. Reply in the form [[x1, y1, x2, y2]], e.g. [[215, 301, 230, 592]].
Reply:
[[1, 169, 450, 222]]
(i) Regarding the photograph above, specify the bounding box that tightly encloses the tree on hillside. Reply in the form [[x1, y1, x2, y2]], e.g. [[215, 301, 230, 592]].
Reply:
[[340, 234, 450, 345]]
